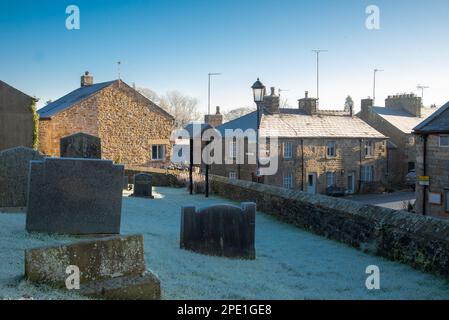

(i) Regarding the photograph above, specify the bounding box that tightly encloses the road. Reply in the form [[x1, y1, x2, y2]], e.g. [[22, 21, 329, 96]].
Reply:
[[345, 191, 416, 210]]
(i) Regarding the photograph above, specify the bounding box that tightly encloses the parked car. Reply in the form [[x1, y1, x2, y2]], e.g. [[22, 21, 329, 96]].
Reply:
[[405, 170, 417, 191], [326, 186, 347, 198]]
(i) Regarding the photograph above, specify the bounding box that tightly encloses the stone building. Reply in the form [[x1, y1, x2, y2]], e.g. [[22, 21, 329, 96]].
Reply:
[[358, 94, 438, 186], [211, 88, 388, 195], [0, 80, 38, 151], [414, 102, 449, 218], [38, 72, 174, 167]]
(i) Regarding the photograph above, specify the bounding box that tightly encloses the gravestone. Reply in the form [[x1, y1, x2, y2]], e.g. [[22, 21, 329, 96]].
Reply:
[[60, 132, 101, 159], [0, 146, 44, 208], [25, 234, 161, 300], [133, 173, 153, 198], [180, 202, 256, 259], [26, 158, 123, 235]]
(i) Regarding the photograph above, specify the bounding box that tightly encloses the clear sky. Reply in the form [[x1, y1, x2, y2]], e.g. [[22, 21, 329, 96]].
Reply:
[[0, 0, 448, 114]]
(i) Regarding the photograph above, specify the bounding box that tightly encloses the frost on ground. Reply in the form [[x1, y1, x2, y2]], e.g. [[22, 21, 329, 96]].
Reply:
[[1, 187, 449, 300]]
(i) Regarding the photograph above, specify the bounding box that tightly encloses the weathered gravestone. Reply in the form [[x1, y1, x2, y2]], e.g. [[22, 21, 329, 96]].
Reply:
[[60, 132, 101, 159], [26, 158, 123, 235], [25, 234, 161, 300], [180, 202, 256, 259], [0, 146, 44, 209], [133, 173, 153, 198]]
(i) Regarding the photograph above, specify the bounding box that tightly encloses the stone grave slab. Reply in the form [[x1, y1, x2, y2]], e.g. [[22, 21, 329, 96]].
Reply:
[[26, 158, 123, 235], [180, 202, 256, 259], [0, 146, 44, 209]]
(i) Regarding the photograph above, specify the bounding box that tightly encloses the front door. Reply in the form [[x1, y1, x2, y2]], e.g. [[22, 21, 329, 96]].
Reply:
[[307, 173, 317, 194], [347, 173, 355, 194]]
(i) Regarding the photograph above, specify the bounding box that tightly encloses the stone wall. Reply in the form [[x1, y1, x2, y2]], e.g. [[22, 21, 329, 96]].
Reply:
[[211, 137, 388, 194], [125, 166, 183, 188], [38, 81, 174, 167], [38, 95, 100, 156], [358, 103, 414, 186], [0, 81, 35, 151], [416, 134, 449, 218], [210, 175, 449, 280], [97, 82, 174, 167]]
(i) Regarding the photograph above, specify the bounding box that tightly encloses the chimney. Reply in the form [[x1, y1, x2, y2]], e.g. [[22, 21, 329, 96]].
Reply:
[[81, 71, 93, 87], [361, 97, 373, 118], [385, 94, 422, 117], [262, 87, 280, 114], [204, 106, 223, 128], [298, 91, 317, 115]]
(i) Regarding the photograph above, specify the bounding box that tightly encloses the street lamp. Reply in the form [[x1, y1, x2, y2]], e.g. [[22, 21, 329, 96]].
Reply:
[[208, 73, 222, 115], [251, 78, 266, 178]]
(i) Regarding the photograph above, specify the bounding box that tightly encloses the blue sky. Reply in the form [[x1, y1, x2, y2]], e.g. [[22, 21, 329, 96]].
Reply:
[[0, 0, 448, 113]]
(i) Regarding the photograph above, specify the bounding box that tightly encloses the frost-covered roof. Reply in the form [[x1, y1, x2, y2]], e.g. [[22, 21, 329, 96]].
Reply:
[[414, 102, 449, 134], [371, 106, 438, 134], [38, 81, 116, 118], [260, 110, 386, 139], [215, 109, 385, 139]]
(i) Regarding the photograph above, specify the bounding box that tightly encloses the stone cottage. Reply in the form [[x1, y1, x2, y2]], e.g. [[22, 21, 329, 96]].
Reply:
[[358, 94, 438, 186], [211, 88, 388, 195], [414, 101, 449, 218], [0, 80, 38, 151], [38, 72, 174, 167]]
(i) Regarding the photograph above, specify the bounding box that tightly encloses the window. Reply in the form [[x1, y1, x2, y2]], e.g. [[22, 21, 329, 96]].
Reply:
[[364, 141, 374, 157], [326, 172, 337, 187], [229, 172, 237, 180], [361, 166, 374, 182], [439, 136, 449, 147], [283, 173, 293, 189], [151, 145, 165, 160], [283, 142, 293, 159], [326, 141, 336, 157]]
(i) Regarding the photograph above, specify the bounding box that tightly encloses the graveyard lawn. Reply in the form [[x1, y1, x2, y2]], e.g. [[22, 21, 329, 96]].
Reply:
[[2, 187, 449, 299]]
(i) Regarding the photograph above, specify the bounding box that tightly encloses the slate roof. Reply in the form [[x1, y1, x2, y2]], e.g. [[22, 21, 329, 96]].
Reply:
[[183, 123, 212, 139], [414, 101, 449, 134], [370, 106, 438, 134], [215, 111, 258, 136], [215, 109, 386, 139], [38, 81, 116, 118]]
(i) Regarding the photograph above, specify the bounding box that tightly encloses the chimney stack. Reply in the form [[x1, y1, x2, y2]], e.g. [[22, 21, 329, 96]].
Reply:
[[298, 91, 317, 115], [262, 87, 280, 114], [81, 71, 93, 87], [204, 106, 223, 128], [360, 97, 373, 118]]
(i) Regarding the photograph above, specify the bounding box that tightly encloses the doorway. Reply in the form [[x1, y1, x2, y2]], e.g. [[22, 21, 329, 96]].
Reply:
[[307, 173, 317, 194]]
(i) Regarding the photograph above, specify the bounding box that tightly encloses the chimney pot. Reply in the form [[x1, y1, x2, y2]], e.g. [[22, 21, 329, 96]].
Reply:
[[216, 106, 221, 114], [305, 91, 309, 98], [81, 71, 94, 87], [270, 87, 276, 96]]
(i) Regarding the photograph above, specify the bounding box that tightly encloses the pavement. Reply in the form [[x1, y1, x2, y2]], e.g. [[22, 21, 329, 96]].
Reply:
[[345, 191, 416, 210]]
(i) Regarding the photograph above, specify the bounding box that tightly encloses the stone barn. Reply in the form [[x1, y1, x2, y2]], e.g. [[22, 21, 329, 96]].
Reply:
[[0, 80, 38, 151], [38, 72, 175, 167]]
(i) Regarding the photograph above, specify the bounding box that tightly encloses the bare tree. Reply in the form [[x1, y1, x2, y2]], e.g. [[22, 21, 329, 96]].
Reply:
[[138, 88, 201, 129], [223, 107, 256, 122]]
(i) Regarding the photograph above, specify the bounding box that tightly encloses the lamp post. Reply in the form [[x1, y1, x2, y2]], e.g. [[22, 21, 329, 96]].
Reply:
[[208, 73, 222, 115], [312, 49, 328, 106], [373, 69, 384, 104], [251, 78, 266, 179]]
